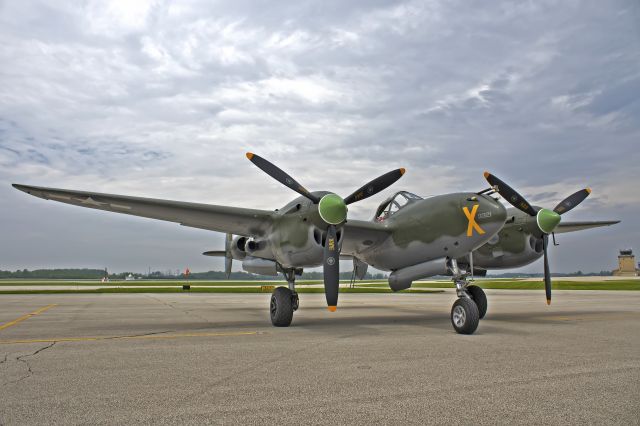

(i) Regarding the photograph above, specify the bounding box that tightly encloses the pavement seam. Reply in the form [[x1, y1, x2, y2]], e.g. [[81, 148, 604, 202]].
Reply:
[[101, 330, 174, 341], [144, 294, 214, 325], [0, 330, 260, 345]]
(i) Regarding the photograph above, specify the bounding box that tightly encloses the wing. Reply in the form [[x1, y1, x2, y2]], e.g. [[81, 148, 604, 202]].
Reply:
[[554, 220, 620, 234], [341, 219, 392, 255], [13, 184, 274, 237]]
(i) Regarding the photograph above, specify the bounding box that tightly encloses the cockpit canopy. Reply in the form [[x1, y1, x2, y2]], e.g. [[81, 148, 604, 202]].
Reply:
[[374, 191, 423, 221]]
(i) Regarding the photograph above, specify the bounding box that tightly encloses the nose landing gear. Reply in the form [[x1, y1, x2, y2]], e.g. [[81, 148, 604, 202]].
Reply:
[[448, 259, 487, 334], [269, 268, 299, 327]]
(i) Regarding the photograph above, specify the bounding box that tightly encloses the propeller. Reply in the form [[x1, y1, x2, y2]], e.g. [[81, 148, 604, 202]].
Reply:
[[247, 152, 405, 311], [224, 233, 233, 279], [246, 153, 320, 203], [484, 171, 591, 304], [324, 225, 339, 311], [553, 188, 591, 215], [542, 234, 551, 305], [483, 172, 538, 216]]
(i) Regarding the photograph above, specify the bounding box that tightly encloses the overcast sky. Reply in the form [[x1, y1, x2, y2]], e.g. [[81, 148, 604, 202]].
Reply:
[[1, 0, 638, 274]]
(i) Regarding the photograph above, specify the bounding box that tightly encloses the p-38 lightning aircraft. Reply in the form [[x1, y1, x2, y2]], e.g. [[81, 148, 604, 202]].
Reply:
[[13, 153, 618, 334]]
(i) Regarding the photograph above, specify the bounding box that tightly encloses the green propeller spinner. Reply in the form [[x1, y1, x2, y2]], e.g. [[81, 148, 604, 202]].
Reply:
[[318, 193, 348, 225], [536, 208, 561, 234]]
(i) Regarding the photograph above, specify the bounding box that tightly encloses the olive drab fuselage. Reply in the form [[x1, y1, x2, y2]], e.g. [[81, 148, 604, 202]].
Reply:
[[247, 191, 508, 272]]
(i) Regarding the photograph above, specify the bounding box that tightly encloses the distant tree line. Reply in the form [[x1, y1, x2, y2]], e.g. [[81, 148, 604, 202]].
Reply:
[[0, 269, 107, 279], [0, 268, 389, 280], [0, 268, 612, 280]]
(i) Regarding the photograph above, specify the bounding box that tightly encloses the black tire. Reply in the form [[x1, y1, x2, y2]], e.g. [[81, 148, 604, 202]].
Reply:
[[451, 298, 480, 335], [466, 285, 487, 319], [270, 287, 294, 327]]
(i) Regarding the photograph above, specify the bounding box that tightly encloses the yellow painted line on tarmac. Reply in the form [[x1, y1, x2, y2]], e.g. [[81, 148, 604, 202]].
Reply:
[[0, 330, 259, 345], [0, 304, 57, 331]]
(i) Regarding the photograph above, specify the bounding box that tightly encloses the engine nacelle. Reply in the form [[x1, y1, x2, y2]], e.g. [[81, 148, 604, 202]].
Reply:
[[470, 230, 544, 270], [230, 236, 247, 260], [242, 256, 278, 276], [388, 258, 448, 291], [244, 239, 261, 252]]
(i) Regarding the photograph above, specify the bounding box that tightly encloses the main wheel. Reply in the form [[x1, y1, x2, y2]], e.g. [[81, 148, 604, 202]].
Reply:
[[451, 298, 479, 335], [270, 287, 294, 327], [466, 285, 487, 319]]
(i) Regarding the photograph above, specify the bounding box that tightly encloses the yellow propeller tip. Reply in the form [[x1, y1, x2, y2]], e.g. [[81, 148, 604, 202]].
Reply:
[[327, 306, 337, 312], [400, 168, 406, 176], [483, 171, 490, 178], [586, 188, 592, 194], [546, 299, 551, 305], [246, 152, 254, 160]]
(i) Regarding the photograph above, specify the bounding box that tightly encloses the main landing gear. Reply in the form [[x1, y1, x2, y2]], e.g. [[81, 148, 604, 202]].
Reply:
[[448, 259, 488, 334], [269, 269, 299, 327]]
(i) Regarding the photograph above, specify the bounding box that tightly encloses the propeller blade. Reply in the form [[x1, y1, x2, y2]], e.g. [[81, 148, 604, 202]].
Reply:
[[553, 188, 591, 215], [543, 234, 551, 305], [224, 233, 233, 279], [483, 172, 537, 216], [323, 225, 340, 311], [246, 153, 320, 203], [343, 168, 406, 205]]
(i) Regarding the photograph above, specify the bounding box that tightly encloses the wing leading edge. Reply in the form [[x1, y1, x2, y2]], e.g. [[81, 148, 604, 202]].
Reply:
[[12, 184, 275, 237], [554, 220, 620, 234]]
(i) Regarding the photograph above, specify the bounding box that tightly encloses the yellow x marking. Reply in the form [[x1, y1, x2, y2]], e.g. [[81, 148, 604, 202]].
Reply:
[[463, 204, 485, 237]]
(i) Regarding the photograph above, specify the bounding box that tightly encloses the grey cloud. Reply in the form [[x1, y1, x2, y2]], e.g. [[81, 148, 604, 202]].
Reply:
[[0, 0, 638, 273]]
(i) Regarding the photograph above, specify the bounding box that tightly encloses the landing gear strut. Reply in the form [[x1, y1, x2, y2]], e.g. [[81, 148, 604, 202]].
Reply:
[[447, 259, 486, 334], [269, 268, 299, 327]]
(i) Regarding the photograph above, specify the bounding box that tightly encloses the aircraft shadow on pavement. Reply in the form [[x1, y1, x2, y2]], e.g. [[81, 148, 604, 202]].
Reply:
[[101, 308, 625, 338]]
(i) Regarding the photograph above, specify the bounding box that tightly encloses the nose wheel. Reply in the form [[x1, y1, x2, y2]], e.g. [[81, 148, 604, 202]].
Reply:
[[466, 285, 487, 319], [270, 287, 294, 327], [451, 298, 479, 334], [270, 269, 300, 327]]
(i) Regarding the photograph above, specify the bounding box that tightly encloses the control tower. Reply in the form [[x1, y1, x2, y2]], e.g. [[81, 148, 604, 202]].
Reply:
[[613, 249, 639, 277]]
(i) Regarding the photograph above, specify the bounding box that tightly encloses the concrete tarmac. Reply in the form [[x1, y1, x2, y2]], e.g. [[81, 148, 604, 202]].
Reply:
[[0, 290, 638, 425]]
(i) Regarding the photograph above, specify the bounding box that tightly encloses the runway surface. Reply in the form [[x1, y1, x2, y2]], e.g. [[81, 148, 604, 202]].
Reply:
[[0, 290, 638, 424]]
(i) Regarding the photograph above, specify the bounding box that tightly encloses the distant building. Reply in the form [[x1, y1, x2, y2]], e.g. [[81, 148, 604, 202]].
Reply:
[[613, 249, 639, 277]]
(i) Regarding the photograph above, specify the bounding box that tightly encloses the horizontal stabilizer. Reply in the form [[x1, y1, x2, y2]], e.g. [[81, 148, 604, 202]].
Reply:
[[203, 250, 226, 257]]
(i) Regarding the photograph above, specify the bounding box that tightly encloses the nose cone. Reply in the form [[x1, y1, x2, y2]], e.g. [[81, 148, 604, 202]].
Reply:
[[318, 193, 348, 225], [536, 208, 561, 234]]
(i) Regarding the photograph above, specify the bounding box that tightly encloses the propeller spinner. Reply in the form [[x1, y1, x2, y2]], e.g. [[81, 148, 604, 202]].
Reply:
[[484, 171, 591, 305], [247, 152, 405, 311]]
